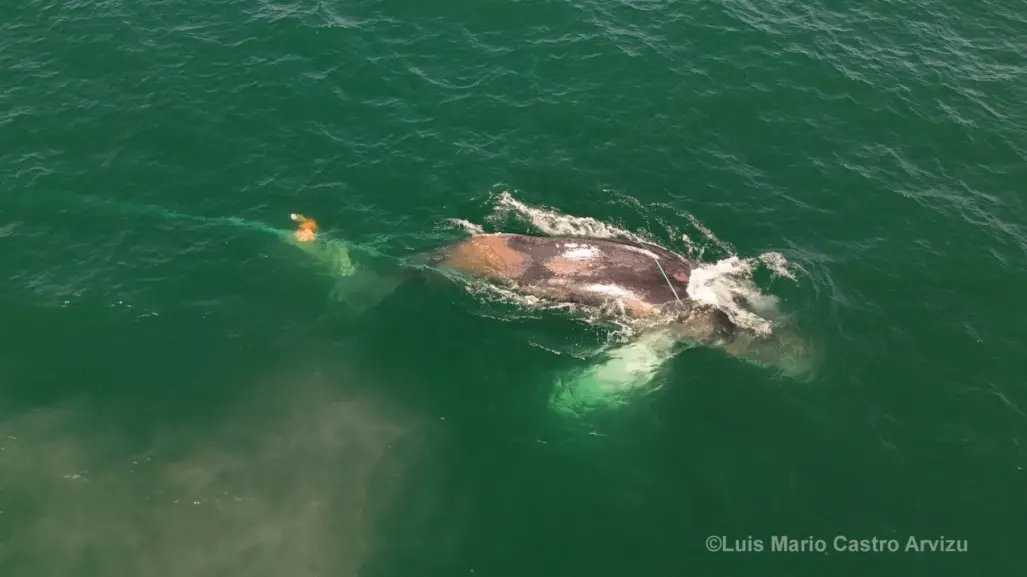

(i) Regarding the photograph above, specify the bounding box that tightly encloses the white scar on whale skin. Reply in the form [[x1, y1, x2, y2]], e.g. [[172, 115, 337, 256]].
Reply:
[[560, 241, 661, 263], [584, 283, 638, 299], [561, 244, 599, 261], [617, 244, 663, 261]]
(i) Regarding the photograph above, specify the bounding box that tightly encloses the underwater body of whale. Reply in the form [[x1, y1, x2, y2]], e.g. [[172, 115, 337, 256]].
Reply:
[[411, 233, 820, 378]]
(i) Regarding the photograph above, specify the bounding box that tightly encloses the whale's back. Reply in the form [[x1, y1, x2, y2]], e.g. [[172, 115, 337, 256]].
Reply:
[[429, 233, 695, 317]]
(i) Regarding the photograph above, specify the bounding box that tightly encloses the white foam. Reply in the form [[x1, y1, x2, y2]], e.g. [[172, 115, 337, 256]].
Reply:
[[446, 218, 485, 235], [489, 191, 650, 243], [759, 251, 801, 280], [685, 256, 779, 336], [584, 283, 637, 300]]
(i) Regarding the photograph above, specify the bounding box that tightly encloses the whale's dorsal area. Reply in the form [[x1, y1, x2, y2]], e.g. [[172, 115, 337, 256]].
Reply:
[[419, 233, 819, 379], [430, 233, 695, 318]]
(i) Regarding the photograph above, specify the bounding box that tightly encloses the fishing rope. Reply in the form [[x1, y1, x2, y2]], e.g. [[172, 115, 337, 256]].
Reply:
[[47, 192, 694, 301], [652, 257, 683, 306], [41, 191, 409, 262]]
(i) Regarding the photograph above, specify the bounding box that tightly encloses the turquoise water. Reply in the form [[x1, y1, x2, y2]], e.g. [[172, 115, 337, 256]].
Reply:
[[2, 0, 1026, 575]]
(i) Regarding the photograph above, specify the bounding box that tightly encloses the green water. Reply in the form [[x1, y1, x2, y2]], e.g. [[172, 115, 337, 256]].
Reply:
[[2, 0, 1026, 575]]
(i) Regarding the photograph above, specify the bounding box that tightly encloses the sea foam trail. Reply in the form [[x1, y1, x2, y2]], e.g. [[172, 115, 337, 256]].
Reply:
[[489, 191, 652, 244]]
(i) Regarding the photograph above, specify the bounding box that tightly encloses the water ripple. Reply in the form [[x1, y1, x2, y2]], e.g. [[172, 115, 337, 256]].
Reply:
[[3, 0, 1027, 571]]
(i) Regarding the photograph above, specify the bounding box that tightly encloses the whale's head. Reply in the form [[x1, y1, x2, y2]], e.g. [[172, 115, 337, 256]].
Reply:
[[669, 306, 823, 381], [720, 325, 824, 381]]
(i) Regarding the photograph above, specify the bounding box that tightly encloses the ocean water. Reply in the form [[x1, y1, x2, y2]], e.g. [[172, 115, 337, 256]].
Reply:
[[2, 0, 1026, 576]]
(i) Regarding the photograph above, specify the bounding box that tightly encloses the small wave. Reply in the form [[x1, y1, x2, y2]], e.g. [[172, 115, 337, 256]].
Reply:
[[686, 256, 779, 335], [487, 190, 652, 243], [445, 218, 485, 235]]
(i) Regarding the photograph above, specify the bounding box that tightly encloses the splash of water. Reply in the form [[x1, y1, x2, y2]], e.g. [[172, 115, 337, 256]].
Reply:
[[489, 190, 652, 244], [686, 257, 777, 336], [445, 218, 485, 235]]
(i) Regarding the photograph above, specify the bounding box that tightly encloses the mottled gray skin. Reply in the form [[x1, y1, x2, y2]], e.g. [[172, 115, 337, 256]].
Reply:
[[427, 233, 686, 296], [508, 234, 694, 307], [420, 233, 733, 332]]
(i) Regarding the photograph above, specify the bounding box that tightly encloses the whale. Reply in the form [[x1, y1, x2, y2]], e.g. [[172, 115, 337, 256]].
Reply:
[[412, 232, 820, 379], [422, 233, 696, 319], [306, 225, 821, 381]]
